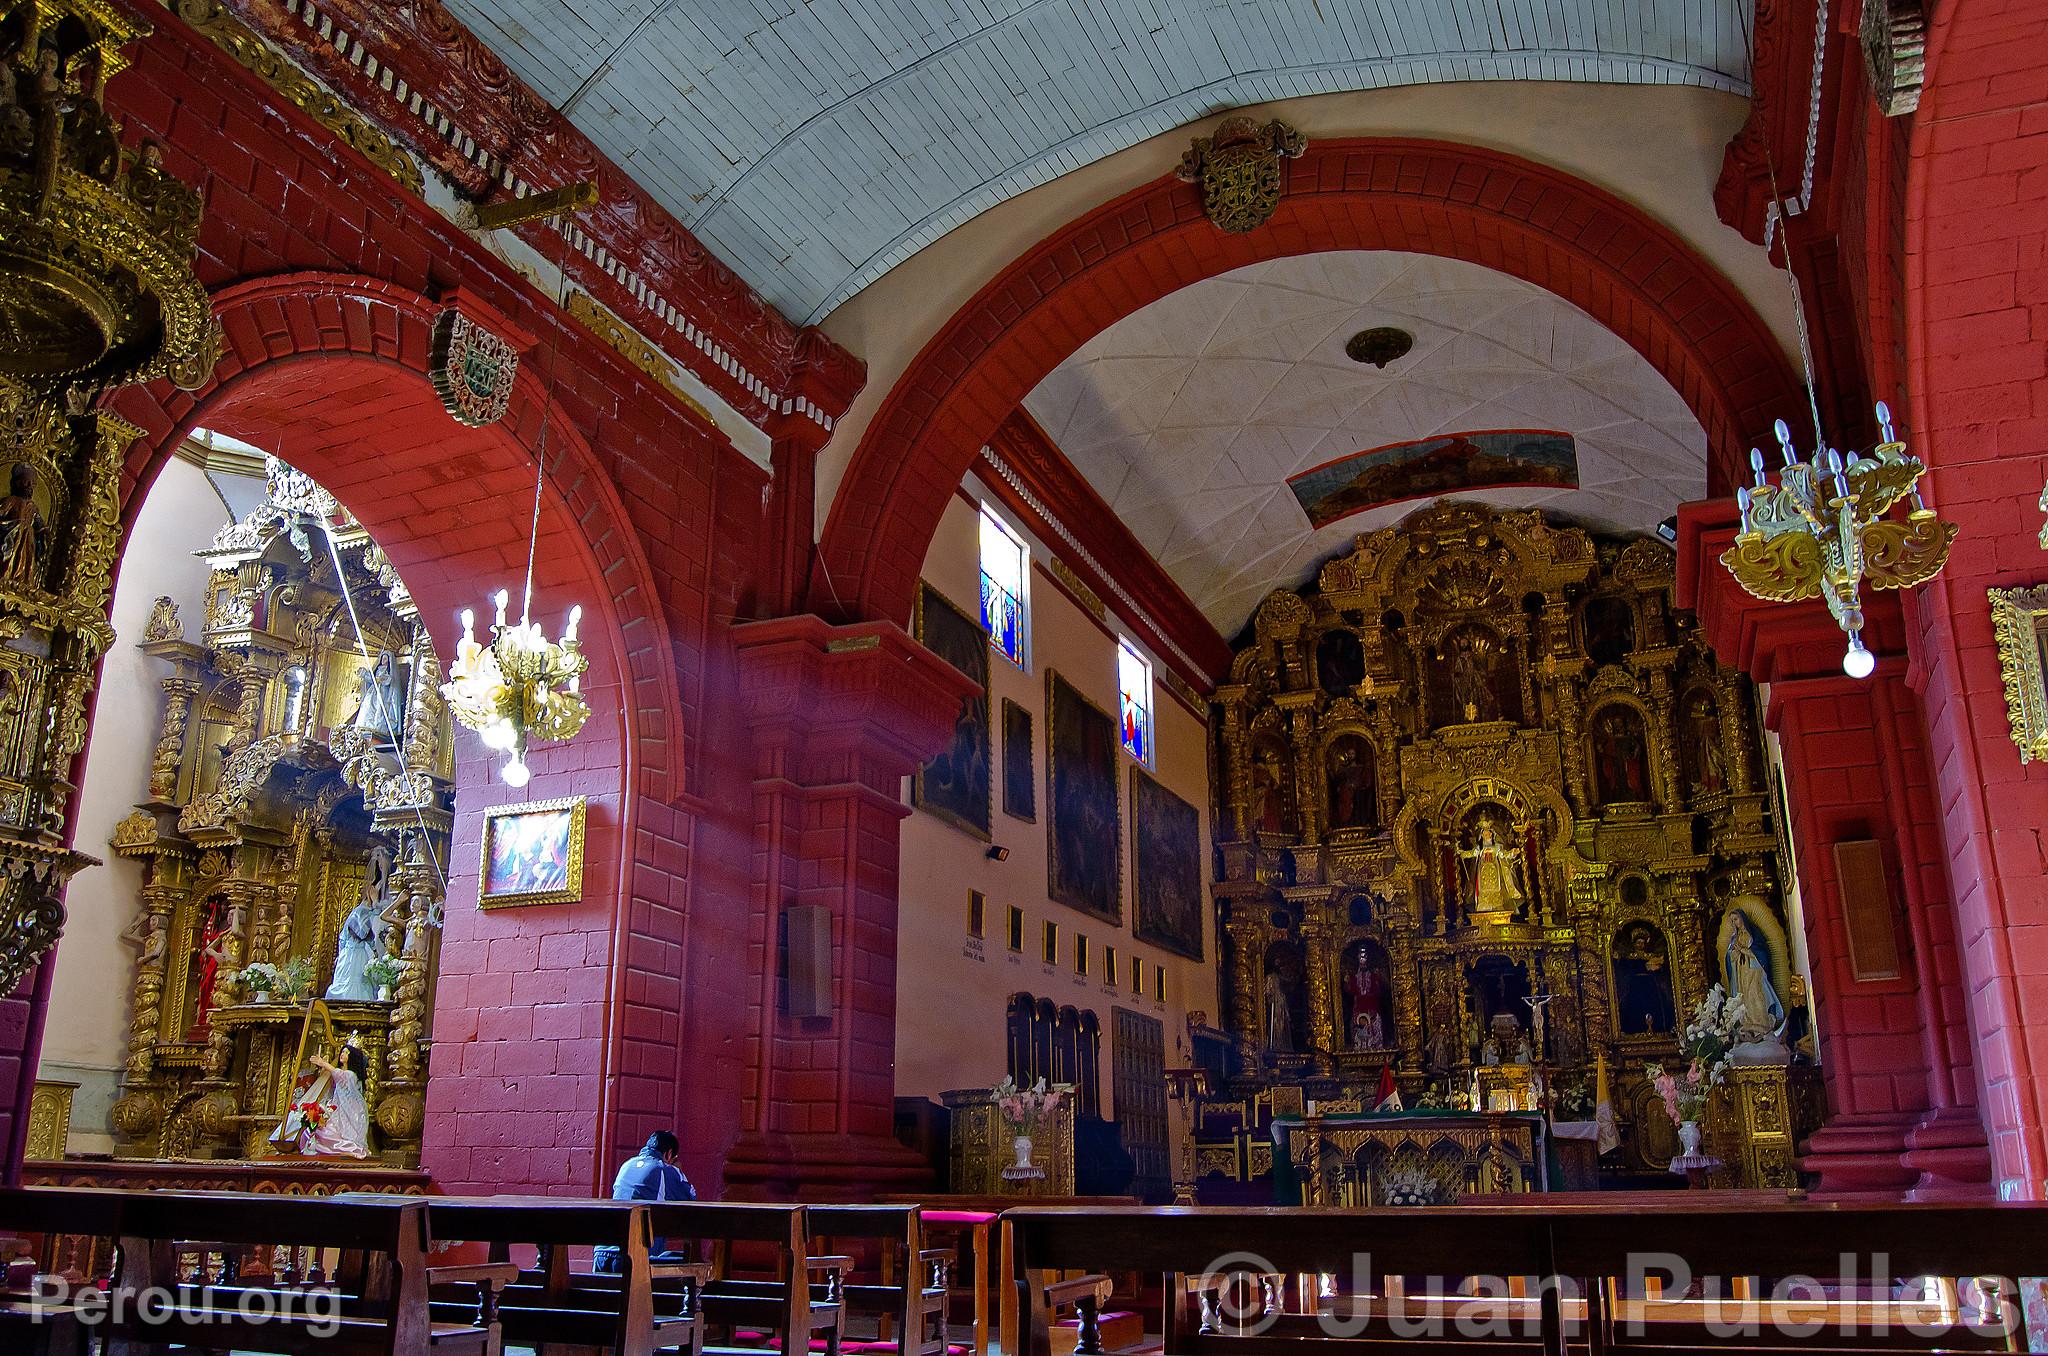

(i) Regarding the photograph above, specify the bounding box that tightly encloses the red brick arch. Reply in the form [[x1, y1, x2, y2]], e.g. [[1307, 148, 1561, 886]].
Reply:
[[105, 271, 685, 1194], [815, 138, 1802, 625]]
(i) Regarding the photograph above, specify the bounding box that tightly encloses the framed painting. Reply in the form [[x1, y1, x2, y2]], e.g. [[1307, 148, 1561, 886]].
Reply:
[[1991, 584, 2048, 764], [1131, 769, 1203, 960], [1046, 670, 1121, 923], [913, 581, 991, 837], [1002, 698, 1035, 821], [480, 796, 587, 907], [1287, 429, 1578, 529]]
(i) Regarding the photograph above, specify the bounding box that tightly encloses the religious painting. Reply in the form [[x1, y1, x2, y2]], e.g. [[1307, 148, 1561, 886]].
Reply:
[[1285, 429, 1578, 529], [1610, 922, 1676, 1036], [1001, 698, 1035, 822], [1717, 905, 1790, 1040], [1324, 733, 1378, 831], [1990, 584, 2048, 764], [1589, 703, 1653, 805], [1341, 938, 1394, 1050], [1678, 688, 1727, 797], [1431, 622, 1520, 727], [912, 582, 991, 838], [1047, 670, 1121, 923], [1132, 769, 1203, 960], [1315, 628, 1364, 696], [1582, 595, 1637, 667], [480, 796, 587, 907], [0, 459, 55, 593]]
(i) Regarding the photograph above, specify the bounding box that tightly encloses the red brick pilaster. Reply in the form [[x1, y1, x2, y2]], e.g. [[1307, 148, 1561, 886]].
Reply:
[[723, 615, 975, 1197], [1680, 499, 1991, 1200]]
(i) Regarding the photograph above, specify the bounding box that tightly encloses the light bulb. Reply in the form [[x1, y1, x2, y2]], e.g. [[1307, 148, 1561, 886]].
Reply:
[[494, 589, 510, 628], [481, 720, 517, 751], [565, 604, 582, 644], [459, 608, 476, 643], [501, 756, 531, 788], [1843, 634, 1875, 679]]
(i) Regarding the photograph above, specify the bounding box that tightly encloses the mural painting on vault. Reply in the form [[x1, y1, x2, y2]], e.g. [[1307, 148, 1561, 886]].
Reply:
[[1201, 503, 1819, 1202], [1287, 430, 1579, 529], [106, 459, 453, 1166]]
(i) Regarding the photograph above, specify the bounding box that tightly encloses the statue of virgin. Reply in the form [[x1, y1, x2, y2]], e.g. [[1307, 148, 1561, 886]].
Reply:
[[325, 846, 392, 1001]]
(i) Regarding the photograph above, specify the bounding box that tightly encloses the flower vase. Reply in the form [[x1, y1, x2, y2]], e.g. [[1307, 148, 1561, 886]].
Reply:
[[999, 1132, 1045, 1182], [377, 985, 393, 1002], [248, 988, 271, 1005], [1678, 1119, 1703, 1157]]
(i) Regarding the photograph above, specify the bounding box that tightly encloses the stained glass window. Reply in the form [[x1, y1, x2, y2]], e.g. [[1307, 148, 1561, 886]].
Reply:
[[978, 505, 1027, 667], [1118, 638, 1153, 765]]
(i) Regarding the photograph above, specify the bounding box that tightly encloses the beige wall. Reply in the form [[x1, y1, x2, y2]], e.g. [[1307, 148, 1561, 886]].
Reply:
[[895, 482, 1218, 1123], [41, 455, 231, 1153], [816, 82, 1789, 528]]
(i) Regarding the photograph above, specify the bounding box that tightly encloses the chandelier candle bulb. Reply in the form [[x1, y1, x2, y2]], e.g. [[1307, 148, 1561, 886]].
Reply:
[[443, 591, 592, 784]]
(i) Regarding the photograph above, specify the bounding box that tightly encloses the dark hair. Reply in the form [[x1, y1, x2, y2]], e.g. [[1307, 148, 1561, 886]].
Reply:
[[644, 1131, 680, 1159], [341, 1044, 370, 1083]]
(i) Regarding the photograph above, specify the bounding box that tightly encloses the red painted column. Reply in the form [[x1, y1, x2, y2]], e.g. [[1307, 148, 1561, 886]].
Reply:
[[722, 615, 974, 1197], [1680, 500, 1991, 1199]]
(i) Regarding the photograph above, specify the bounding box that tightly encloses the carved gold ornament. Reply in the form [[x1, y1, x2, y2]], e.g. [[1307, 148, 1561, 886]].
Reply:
[[428, 309, 518, 427], [1175, 116, 1306, 233], [1725, 405, 1956, 677], [1989, 584, 2048, 765]]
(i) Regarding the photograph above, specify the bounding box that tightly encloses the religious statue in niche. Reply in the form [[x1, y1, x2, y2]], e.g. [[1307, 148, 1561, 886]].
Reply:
[[0, 462, 46, 588], [1324, 734, 1378, 831], [1262, 940, 1306, 1055], [185, 896, 235, 1039], [269, 1041, 372, 1158], [1591, 705, 1652, 805], [1434, 623, 1517, 726], [1316, 628, 1364, 697], [1583, 595, 1636, 667], [1248, 735, 1292, 836], [351, 650, 406, 744], [1610, 921, 1676, 1035], [1457, 811, 1527, 923], [1342, 939, 1394, 1049], [1720, 910, 1786, 1041], [325, 845, 392, 1002], [1679, 690, 1726, 797]]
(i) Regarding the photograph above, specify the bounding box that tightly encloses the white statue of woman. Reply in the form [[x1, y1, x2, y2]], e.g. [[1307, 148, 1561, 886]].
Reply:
[[1459, 816, 1526, 919], [269, 1045, 371, 1158], [1723, 913, 1785, 1038], [326, 847, 391, 1001], [352, 650, 404, 743]]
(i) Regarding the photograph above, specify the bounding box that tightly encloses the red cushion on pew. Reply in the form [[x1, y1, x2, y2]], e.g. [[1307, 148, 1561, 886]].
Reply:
[[844, 1343, 969, 1355], [919, 1210, 998, 1226]]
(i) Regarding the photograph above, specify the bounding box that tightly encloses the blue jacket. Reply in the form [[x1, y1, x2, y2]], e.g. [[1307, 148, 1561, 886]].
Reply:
[[611, 1152, 696, 1203]]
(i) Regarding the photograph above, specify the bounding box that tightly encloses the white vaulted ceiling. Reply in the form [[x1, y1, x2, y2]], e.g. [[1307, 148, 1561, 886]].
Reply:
[[1019, 251, 1708, 636], [439, 0, 1752, 323]]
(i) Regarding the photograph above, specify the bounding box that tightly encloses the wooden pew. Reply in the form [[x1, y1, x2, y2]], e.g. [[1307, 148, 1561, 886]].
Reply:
[[808, 1203, 953, 1356], [1005, 1204, 1559, 1356], [0, 1185, 511, 1356], [0, 1187, 128, 1356], [424, 1195, 712, 1356], [645, 1201, 850, 1356], [1546, 1200, 2048, 1353]]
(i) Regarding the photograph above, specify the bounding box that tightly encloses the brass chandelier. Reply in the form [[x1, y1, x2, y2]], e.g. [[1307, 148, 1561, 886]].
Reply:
[[1725, 402, 1955, 678], [443, 589, 587, 787]]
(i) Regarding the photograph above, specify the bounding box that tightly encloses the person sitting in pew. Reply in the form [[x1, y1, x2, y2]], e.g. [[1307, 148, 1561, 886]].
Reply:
[[593, 1130, 697, 1273]]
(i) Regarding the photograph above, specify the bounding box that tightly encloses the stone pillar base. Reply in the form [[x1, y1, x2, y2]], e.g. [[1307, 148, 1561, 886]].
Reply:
[[723, 1130, 934, 1201], [1903, 1107, 1993, 1201], [1798, 1112, 1918, 1199]]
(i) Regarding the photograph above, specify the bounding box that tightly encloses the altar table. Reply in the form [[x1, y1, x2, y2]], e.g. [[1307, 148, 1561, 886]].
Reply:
[[1273, 1109, 1552, 1206]]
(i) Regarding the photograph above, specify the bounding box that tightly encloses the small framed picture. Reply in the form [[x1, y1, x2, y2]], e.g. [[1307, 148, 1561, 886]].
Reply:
[[1991, 584, 2048, 764], [480, 796, 587, 907]]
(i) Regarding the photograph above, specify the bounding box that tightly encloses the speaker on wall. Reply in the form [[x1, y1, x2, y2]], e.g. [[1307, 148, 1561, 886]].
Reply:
[[782, 904, 833, 1018]]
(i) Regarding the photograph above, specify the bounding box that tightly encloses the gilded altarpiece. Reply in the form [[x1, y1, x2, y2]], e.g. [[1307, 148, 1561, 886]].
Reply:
[[107, 458, 452, 1166], [1210, 504, 1820, 1188]]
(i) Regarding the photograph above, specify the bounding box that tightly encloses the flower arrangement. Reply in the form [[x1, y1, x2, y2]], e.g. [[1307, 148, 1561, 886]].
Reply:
[[991, 1076, 1065, 1135], [1647, 984, 1749, 1126], [239, 956, 314, 1001], [294, 1097, 327, 1131], [364, 955, 404, 990]]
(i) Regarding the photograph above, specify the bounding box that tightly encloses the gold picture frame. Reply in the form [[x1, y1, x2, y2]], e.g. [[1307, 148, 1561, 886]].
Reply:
[[479, 796, 587, 908], [1991, 584, 2048, 764]]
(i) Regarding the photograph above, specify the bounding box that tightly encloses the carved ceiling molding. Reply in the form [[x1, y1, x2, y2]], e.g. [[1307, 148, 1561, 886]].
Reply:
[[171, 0, 863, 432], [1715, 0, 1834, 247]]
